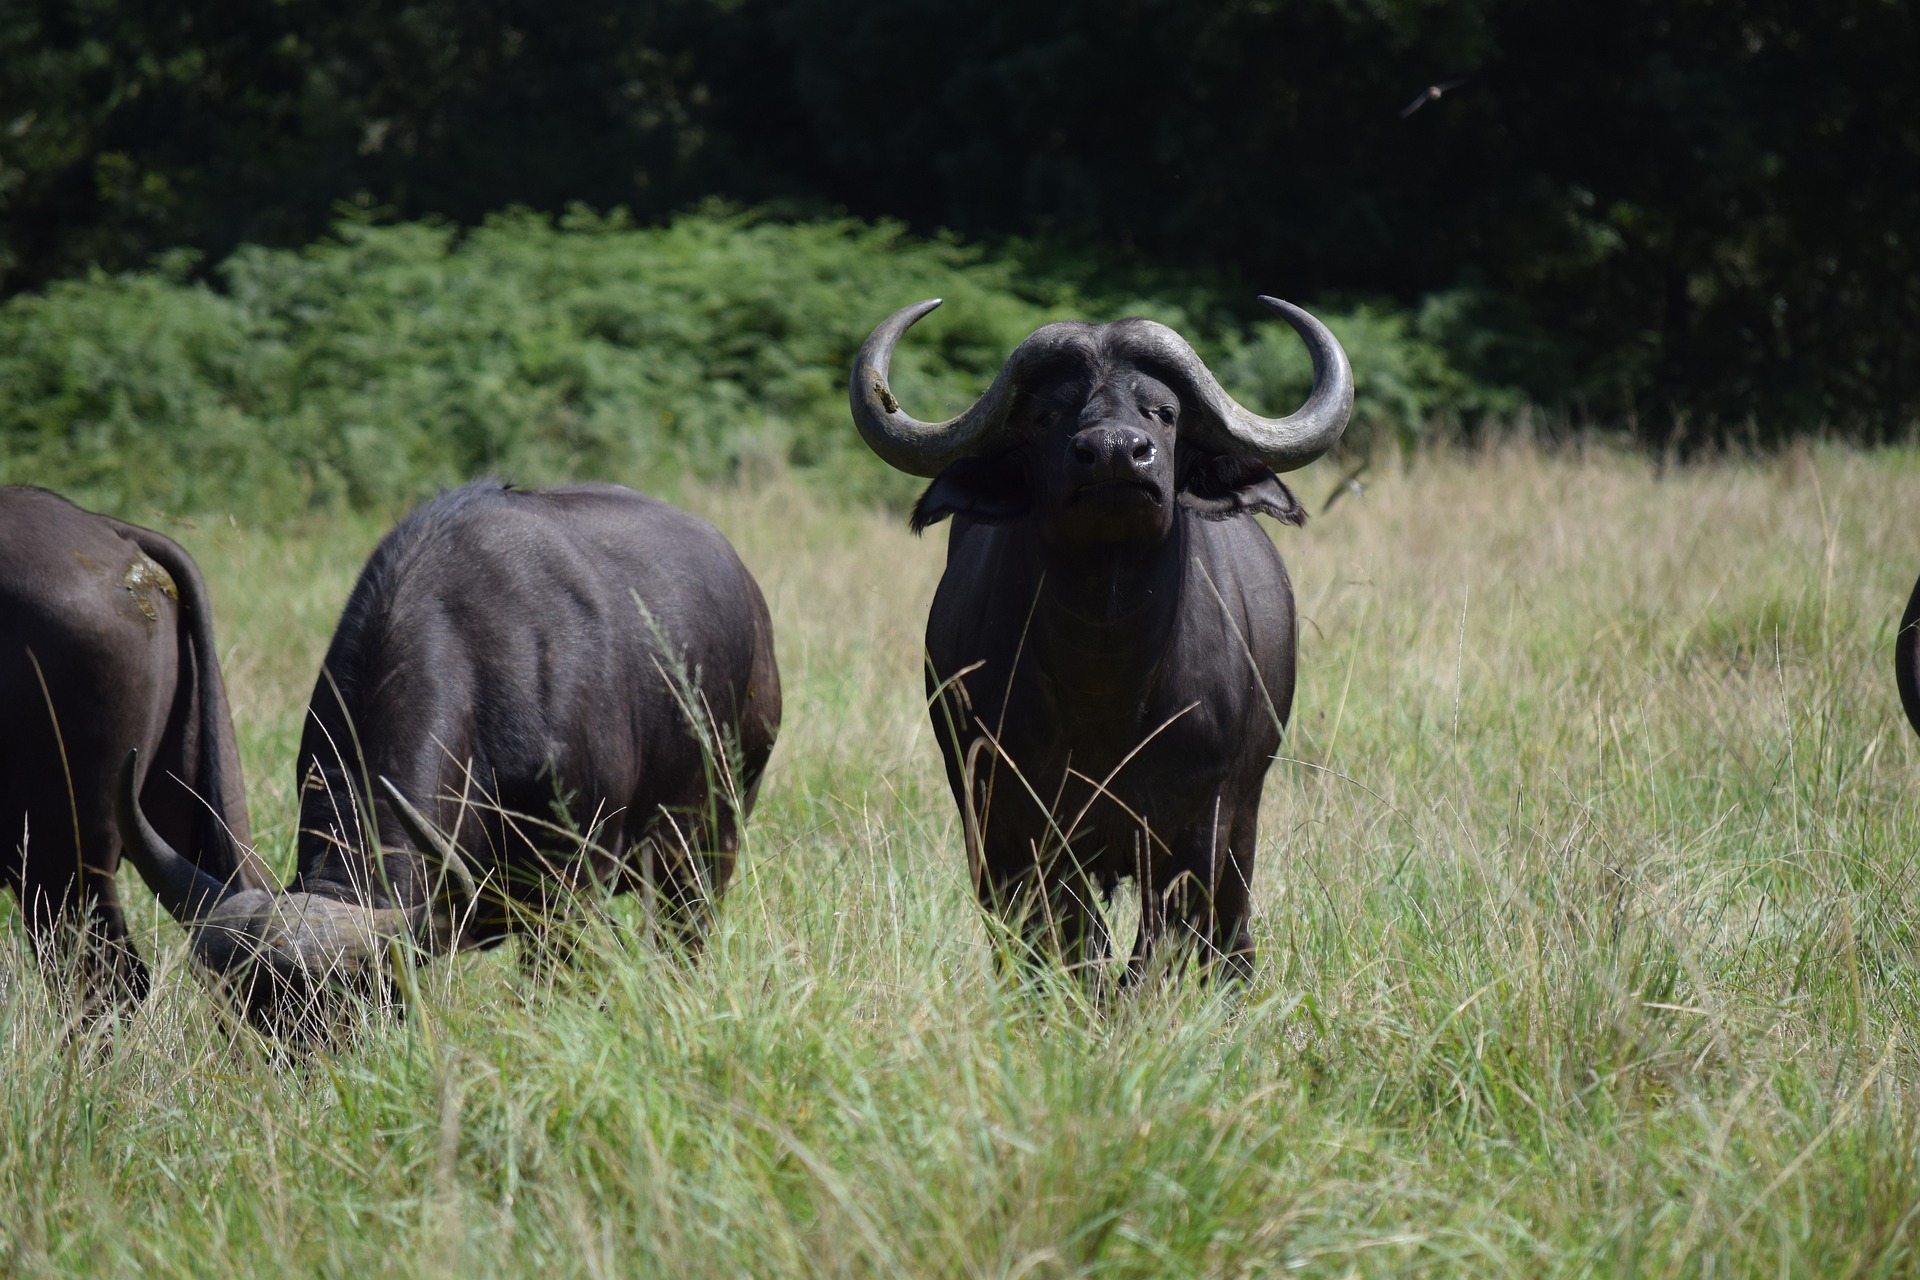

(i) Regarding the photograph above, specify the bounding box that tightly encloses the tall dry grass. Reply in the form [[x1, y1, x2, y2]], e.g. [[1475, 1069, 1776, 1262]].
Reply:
[[5, 441, 1920, 1276]]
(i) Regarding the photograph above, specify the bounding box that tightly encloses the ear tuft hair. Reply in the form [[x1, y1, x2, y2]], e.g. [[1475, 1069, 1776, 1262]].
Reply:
[[1178, 454, 1306, 525], [910, 454, 1031, 533]]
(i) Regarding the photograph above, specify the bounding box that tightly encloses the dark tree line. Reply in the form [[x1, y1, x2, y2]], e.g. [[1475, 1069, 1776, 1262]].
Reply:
[[3, 0, 1916, 440]]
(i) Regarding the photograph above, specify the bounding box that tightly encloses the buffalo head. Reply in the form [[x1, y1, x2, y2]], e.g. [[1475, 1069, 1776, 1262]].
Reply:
[[852, 298, 1353, 549], [117, 750, 472, 1039]]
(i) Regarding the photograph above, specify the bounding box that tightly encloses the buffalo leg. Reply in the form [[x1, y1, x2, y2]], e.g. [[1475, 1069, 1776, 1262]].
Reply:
[[646, 840, 726, 954], [509, 839, 619, 976], [10, 814, 149, 1011], [637, 732, 767, 955], [1036, 870, 1112, 975], [1138, 806, 1257, 984], [640, 798, 744, 955], [981, 841, 1113, 977]]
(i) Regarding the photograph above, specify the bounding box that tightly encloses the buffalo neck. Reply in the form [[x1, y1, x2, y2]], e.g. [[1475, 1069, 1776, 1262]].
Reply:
[[1028, 516, 1188, 712]]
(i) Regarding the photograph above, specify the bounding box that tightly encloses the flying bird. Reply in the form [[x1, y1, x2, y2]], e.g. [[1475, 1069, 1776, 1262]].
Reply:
[[1321, 462, 1370, 514], [1400, 78, 1469, 118]]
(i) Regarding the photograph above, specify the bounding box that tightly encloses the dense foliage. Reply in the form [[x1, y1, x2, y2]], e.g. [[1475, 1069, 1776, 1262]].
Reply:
[[3, 0, 1914, 441], [0, 209, 1508, 516]]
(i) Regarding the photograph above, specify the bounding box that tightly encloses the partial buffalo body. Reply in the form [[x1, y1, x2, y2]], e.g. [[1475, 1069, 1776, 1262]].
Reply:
[[0, 486, 263, 1010], [121, 481, 781, 1037], [851, 299, 1351, 980], [1899, 573, 1920, 738]]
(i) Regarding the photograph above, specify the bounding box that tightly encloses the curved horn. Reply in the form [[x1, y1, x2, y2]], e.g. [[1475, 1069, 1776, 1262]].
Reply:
[[1172, 297, 1354, 473], [850, 299, 1031, 477], [378, 777, 478, 912], [116, 749, 241, 924]]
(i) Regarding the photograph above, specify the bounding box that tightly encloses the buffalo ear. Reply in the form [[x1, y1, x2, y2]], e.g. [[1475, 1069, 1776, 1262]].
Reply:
[[1178, 454, 1306, 525], [910, 454, 1031, 532]]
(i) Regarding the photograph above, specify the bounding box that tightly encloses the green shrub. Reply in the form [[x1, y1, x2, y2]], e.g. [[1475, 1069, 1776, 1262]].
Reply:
[[0, 209, 1524, 517]]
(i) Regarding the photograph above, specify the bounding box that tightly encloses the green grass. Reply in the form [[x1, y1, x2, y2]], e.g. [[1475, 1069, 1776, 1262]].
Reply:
[[7, 440, 1920, 1275]]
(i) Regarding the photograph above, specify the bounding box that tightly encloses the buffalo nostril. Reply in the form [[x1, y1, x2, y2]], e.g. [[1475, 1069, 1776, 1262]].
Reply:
[[1073, 442, 1098, 464], [1131, 442, 1154, 462]]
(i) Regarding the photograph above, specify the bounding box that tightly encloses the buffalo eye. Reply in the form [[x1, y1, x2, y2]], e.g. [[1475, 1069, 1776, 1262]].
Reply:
[[1153, 405, 1177, 425], [1035, 407, 1060, 429]]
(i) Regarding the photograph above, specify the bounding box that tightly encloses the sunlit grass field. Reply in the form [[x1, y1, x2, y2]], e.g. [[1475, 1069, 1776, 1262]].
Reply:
[[7, 441, 1920, 1276]]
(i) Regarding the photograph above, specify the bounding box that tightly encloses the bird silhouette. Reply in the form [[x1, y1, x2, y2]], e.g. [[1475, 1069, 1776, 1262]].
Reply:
[[1321, 462, 1370, 514], [1400, 78, 1469, 118]]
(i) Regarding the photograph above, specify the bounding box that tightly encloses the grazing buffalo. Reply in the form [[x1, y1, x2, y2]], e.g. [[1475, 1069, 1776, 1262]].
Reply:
[[851, 298, 1351, 980], [1899, 573, 1920, 737], [1, 486, 268, 1010], [119, 481, 781, 1037]]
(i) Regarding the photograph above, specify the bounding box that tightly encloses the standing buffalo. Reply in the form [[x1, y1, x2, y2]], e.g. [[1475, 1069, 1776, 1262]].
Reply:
[[1, 486, 269, 1011], [119, 481, 781, 1037], [851, 298, 1350, 980]]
